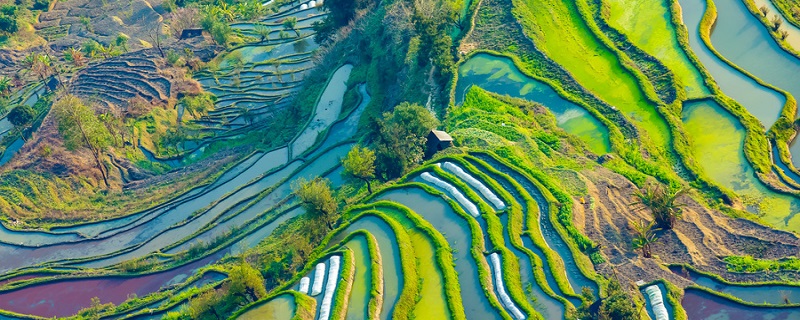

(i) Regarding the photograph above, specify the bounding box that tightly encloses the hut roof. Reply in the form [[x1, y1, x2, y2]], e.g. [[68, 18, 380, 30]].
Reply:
[[430, 130, 453, 142]]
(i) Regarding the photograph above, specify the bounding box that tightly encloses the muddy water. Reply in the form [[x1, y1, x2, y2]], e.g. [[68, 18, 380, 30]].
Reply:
[[683, 288, 800, 319], [671, 266, 800, 305], [676, 0, 785, 127], [0, 251, 225, 318], [456, 53, 611, 154], [375, 187, 504, 320]]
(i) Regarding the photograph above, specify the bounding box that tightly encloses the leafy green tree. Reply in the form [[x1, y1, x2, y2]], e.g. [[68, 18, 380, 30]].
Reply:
[[187, 289, 223, 320], [82, 40, 103, 58], [577, 279, 636, 320], [115, 33, 129, 52], [631, 185, 685, 229], [342, 145, 376, 194], [0, 76, 11, 96], [64, 47, 86, 67], [53, 95, 113, 188], [235, 0, 265, 20], [375, 102, 439, 179], [254, 24, 270, 42], [293, 177, 339, 230], [631, 219, 658, 258], [0, 5, 17, 34], [210, 22, 232, 46], [227, 261, 267, 304], [181, 92, 215, 120], [773, 14, 783, 31], [8, 105, 35, 141], [282, 17, 299, 37], [32, 0, 52, 11]]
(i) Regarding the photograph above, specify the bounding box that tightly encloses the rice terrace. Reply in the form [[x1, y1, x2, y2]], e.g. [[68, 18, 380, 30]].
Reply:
[[3, 0, 800, 319]]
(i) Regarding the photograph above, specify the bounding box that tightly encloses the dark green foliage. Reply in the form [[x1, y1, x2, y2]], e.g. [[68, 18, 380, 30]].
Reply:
[[578, 279, 637, 320], [227, 261, 267, 304], [81, 39, 103, 57], [0, 5, 18, 34], [632, 184, 685, 229], [374, 102, 439, 179], [32, 0, 51, 11], [293, 177, 339, 230], [8, 105, 35, 127], [314, 0, 372, 43]]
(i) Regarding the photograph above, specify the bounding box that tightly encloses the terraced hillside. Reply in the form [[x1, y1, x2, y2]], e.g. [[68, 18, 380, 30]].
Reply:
[[70, 50, 173, 109], [3, 0, 800, 318]]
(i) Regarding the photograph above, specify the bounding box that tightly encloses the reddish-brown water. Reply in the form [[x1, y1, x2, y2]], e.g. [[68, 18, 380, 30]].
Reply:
[[683, 288, 800, 319], [0, 252, 223, 318]]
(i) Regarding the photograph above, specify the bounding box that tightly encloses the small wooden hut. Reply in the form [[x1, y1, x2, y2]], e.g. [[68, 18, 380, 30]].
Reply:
[[425, 129, 453, 158]]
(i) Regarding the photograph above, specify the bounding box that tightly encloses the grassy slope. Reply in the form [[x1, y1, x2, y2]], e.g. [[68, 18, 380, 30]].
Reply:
[[511, 0, 671, 150], [604, 0, 709, 99]]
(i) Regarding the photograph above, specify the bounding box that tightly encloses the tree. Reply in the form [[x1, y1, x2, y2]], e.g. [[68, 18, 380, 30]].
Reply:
[[760, 5, 769, 16], [781, 29, 790, 40], [227, 261, 267, 304], [578, 279, 637, 320], [181, 93, 215, 120], [0, 76, 11, 96], [0, 5, 18, 34], [772, 14, 783, 31], [82, 39, 103, 58], [147, 25, 166, 58], [64, 47, 86, 67], [631, 219, 658, 258], [342, 145, 376, 194], [210, 22, 232, 46], [8, 105, 35, 141], [53, 95, 113, 188], [282, 17, 299, 37], [254, 24, 270, 42], [235, 0, 265, 21], [293, 177, 339, 230], [115, 33, 129, 52], [187, 289, 223, 320], [375, 102, 439, 179], [631, 185, 685, 229]]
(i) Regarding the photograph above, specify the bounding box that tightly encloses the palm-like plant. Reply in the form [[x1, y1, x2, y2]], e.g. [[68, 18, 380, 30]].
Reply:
[[631, 185, 685, 229], [22, 52, 39, 78], [254, 24, 270, 42], [282, 17, 299, 37], [0, 76, 11, 97], [631, 219, 658, 258], [64, 48, 86, 67], [772, 14, 783, 31]]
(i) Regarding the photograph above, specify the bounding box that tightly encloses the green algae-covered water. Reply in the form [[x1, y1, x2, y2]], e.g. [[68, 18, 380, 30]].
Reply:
[[605, 0, 709, 99], [682, 100, 800, 231], [238, 294, 296, 319], [342, 235, 372, 320], [456, 54, 611, 154]]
